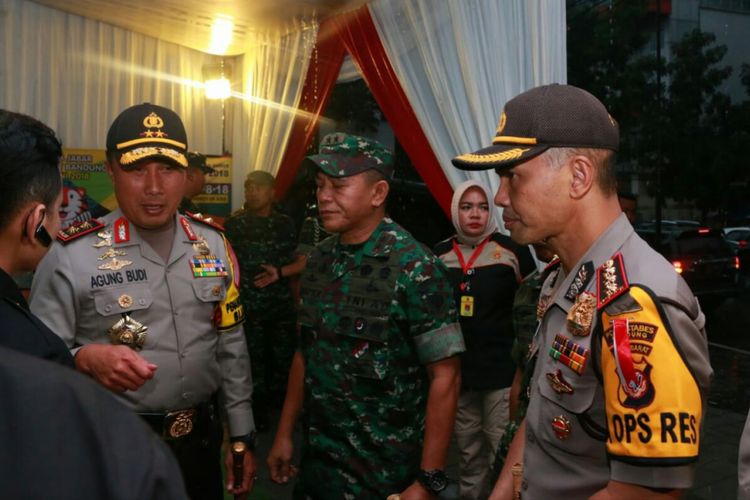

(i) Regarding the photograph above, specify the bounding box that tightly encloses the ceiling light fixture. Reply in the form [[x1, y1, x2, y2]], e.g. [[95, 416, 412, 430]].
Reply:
[[208, 16, 234, 55]]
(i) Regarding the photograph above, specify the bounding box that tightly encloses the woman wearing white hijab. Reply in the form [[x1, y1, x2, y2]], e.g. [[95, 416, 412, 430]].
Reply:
[[434, 180, 534, 499]]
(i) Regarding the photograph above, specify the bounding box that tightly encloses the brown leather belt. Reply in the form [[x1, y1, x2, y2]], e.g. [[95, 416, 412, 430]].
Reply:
[[138, 401, 213, 440]]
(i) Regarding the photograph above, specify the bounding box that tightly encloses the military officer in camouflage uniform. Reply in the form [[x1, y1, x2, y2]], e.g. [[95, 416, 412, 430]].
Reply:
[[30, 103, 257, 500], [453, 85, 712, 499], [267, 133, 465, 500], [225, 170, 303, 431]]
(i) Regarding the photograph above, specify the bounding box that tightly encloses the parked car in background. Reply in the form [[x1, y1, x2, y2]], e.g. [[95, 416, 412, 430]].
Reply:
[[637, 227, 740, 298], [723, 227, 750, 252]]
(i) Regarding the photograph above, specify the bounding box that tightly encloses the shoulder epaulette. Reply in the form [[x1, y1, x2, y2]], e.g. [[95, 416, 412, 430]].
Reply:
[[596, 252, 630, 310], [185, 211, 224, 232], [56, 218, 105, 244]]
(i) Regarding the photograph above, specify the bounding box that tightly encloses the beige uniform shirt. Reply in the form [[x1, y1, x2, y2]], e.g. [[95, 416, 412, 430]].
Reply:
[[30, 209, 254, 436], [522, 214, 712, 498]]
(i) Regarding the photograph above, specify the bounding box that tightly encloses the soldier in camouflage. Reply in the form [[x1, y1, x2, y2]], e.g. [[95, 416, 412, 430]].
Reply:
[[224, 170, 303, 430], [267, 133, 465, 500]]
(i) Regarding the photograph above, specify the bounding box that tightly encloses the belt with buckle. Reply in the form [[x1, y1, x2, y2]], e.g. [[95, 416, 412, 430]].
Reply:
[[138, 401, 212, 440]]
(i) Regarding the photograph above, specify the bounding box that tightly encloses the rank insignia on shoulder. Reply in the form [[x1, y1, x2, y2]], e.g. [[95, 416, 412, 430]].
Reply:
[[57, 219, 105, 244], [596, 252, 629, 310], [185, 211, 224, 232]]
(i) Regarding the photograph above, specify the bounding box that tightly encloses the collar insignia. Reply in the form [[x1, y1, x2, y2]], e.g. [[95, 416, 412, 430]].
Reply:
[[564, 261, 594, 301]]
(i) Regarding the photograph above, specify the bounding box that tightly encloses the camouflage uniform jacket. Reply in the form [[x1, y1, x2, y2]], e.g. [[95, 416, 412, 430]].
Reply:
[[296, 216, 332, 257], [224, 207, 297, 317], [297, 217, 465, 499], [510, 267, 548, 372]]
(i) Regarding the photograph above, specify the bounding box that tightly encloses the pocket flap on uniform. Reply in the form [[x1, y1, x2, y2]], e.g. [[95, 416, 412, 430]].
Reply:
[[348, 354, 389, 380], [93, 285, 153, 316], [191, 279, 227, 302]]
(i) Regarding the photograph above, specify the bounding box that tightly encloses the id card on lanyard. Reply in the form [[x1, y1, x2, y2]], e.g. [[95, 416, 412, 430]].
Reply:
[[452, 237, 490, 317]]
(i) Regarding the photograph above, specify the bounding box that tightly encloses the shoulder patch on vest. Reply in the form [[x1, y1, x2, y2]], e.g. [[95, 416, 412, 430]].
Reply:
[[596, 252, 629, 310], [185, 211, 224, 232], [56, 219, 105, 244]]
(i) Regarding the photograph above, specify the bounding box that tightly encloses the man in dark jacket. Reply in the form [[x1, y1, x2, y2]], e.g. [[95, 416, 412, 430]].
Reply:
[[0, 109, 73, 367]]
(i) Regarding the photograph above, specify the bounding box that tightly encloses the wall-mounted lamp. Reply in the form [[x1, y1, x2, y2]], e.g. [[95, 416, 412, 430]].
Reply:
[[203, 61, 232, 100]]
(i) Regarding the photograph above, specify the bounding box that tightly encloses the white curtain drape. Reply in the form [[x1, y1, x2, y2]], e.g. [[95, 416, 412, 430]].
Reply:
[[368, 0, 567, 227], [229, 23, 317, 211], [1, 0, 317, 212], [0, 0, 225, 153]]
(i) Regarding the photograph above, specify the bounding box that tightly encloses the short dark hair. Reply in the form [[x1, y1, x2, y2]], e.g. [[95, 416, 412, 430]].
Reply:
[[0, 110, 63, 231]]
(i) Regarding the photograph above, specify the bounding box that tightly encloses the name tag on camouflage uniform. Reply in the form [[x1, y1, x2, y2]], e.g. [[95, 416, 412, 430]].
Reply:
[[190, 255, 228, 277]]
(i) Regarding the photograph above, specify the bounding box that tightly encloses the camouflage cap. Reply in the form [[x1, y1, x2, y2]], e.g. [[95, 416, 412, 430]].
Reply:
[[452, 84, 619, 171], [307, 133, 394, 179], [245, 170, 276, 186]]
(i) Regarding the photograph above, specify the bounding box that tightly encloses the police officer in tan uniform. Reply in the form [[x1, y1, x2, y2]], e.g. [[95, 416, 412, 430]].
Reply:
[[30, 103, 257, 500], [452, 84, 712, 499]]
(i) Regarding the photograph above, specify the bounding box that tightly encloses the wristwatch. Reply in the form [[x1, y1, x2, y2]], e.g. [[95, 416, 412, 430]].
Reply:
[[416, 469, 448, 495], [230, 430, 257, 452]]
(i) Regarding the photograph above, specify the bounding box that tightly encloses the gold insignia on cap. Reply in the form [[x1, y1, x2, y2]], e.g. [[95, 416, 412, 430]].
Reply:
[[143, 112, 165, 130], [119, 147, 188, 167], [455, 147, 530, 164], [118, 294, 133, 309], [495, 111, 507, 135]]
